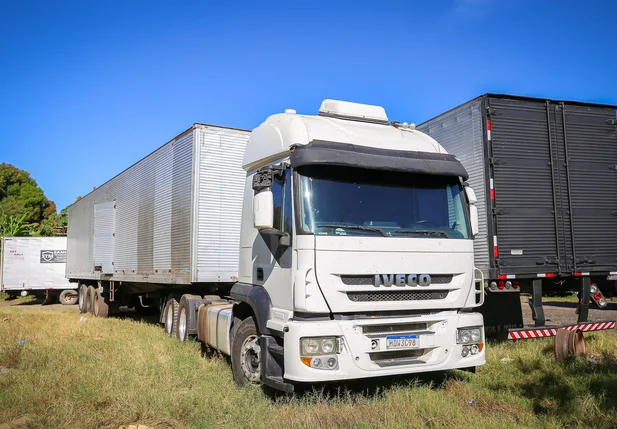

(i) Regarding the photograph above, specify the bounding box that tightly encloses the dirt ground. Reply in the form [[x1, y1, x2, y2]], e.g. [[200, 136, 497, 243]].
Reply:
[[521, 296, 617, 328]]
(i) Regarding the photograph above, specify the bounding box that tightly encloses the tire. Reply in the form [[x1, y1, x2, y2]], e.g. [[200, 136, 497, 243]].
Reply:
[[78, 284, 87, 313], [86, 286, 96, 314], [59, 290, 78, 306], [164, 297, 179, 336], [93, 289, 109, 318], [176, 294, 201, 342], [231, 317, 262, 386]]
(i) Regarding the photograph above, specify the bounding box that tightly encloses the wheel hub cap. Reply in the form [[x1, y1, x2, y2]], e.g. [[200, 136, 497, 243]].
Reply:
[[240, 335, 261, 383]]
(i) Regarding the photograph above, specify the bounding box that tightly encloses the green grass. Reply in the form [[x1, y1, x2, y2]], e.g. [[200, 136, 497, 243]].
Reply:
[[1, 308, 617, 429]]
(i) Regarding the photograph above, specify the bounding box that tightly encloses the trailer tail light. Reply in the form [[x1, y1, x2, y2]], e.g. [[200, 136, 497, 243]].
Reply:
[[590, 283, 608, 308], [513, 280, 520, 289], [497, 281, 505, 290]]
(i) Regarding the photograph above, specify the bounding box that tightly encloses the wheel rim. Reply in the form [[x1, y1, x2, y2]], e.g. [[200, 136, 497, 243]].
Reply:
[[165, 305, 174, 334], [240, 334, 261, 383], [178, 308, 187, 340]]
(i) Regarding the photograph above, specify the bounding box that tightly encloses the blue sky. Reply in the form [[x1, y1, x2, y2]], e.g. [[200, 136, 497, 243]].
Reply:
[[1, 0, 616, 210]]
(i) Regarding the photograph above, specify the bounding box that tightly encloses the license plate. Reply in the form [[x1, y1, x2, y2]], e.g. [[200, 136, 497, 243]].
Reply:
[[386, 335, 419, 349]]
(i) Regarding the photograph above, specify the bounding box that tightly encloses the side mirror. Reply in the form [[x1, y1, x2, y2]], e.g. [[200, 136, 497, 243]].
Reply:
[[465, 186, 479, 237], [253, 190, 274, 230]]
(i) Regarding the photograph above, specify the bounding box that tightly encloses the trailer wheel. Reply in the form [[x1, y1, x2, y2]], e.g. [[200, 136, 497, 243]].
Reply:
[[86, 286, 96, 314], [164, 298, 179, 336], [78, 284, 87, 313], [59, 290, 78, 305], [93, 290, 109, 318], [176, 294, 201, 342], [231, 317, 261, 386]]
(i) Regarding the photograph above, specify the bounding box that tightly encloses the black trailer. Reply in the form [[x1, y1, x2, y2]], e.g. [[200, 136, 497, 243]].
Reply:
[[419, 94, 617, 334]]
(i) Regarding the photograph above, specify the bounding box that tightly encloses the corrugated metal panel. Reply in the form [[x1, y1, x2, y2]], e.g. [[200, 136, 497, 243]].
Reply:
[[194, 125, 250, 282], [418, 100, 490, 277], [93, 201, 116, 274], [488, 97, 561, 275], [563, 103, 617, 272], [67, 127, 195, 283]]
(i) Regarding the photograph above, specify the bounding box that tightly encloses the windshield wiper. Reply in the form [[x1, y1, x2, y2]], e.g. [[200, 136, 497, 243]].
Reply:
[[319, 224, 388, 237], [391, 229, 451, 238]]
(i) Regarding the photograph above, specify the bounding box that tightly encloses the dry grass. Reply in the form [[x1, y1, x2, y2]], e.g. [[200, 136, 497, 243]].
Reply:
[[1, 306, 617, 429]]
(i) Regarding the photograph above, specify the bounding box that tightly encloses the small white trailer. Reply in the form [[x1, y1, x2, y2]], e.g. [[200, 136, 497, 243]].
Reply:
[[0, 236, 77, 304]]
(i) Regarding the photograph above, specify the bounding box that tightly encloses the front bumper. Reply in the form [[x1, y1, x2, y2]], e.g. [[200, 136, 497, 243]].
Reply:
[[283, 311, 485, 382]]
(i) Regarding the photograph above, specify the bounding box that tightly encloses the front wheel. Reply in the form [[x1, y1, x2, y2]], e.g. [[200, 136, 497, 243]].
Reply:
[[231, 317, 261, 386]]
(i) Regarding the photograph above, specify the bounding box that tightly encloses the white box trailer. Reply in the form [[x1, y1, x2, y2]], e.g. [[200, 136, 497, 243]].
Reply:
[[66, 124, 251, 293], [1, 236, 77, 304]]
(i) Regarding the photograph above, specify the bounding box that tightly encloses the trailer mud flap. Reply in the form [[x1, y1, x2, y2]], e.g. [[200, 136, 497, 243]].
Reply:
[[478, 292, 523, 337]]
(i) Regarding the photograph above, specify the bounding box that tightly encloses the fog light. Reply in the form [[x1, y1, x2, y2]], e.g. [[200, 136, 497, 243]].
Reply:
[[371, 339, 379, 350], [327, 357, 337, 368], [312, 358, 322, 368], [471, 344, 480, 355], [461, 346, 470, 357]]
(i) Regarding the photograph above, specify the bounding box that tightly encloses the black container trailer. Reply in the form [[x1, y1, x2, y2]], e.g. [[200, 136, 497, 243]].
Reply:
[[419, 94, 617, 335]]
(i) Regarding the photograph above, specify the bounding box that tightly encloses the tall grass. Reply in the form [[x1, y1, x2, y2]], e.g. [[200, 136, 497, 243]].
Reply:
[[1, 307, 617, 428]]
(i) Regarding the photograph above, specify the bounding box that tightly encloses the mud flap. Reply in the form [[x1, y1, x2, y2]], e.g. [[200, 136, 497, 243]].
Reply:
[[478, 292, 523, 338]]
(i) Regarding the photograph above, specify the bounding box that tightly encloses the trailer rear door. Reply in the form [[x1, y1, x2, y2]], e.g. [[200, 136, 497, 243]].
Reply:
[[489, 96, 617, 276], [488, 97, 565, 275], [561, 103, 617, 273]]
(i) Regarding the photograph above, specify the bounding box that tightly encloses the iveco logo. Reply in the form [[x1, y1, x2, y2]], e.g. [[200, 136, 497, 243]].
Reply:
[[374, 274, 431, 287]]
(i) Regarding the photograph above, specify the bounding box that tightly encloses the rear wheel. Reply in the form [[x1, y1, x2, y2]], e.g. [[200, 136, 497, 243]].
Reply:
[[78, 284, 87, 313], [176, 294, 201, 342], [86, 286, 96, 314], [164, 298, 179, 336], [231, 317, 261, 386], [59, 290, 78, 305], [93, 287, 109, 318]]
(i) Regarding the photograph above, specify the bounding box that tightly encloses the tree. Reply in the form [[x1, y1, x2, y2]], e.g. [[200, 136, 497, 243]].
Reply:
[[0, 163, 58, 236], [0, 212, 37, 237]]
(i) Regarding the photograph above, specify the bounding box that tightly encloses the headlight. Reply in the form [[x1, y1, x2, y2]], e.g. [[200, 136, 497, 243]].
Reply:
[[300, 337, 341, 356], [457, 327, 483, 345]]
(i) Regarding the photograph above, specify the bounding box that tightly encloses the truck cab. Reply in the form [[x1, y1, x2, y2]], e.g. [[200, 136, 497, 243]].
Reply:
[[229, 100, 485, 390]]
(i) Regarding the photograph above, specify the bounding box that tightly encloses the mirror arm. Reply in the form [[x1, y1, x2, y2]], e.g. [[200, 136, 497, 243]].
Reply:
[[260, 228, 291, 247]]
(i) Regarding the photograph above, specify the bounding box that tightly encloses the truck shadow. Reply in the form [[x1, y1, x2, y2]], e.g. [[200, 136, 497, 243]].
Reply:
[[508, 349, 617, 417]]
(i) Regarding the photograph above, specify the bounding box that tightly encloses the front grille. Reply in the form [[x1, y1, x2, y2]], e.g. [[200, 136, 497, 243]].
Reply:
[[362, 323, 427, 335], [341, 275, 453, 285], [370, 350, 425, 367], [347, 290, 449, 302]]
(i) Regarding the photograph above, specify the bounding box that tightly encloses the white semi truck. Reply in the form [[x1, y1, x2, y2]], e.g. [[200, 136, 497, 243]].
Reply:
[[67, 100, 485, 392]]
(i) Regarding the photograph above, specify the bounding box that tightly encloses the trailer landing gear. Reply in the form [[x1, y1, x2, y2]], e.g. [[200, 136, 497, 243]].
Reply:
[[528, 279, 545, 327]]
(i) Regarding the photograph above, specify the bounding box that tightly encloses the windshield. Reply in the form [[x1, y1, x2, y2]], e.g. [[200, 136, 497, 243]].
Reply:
[[297, 166, 470, 239]]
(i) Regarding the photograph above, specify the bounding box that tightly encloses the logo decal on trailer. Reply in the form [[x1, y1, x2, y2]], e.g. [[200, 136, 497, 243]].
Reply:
[[40, 250, 67, 264]]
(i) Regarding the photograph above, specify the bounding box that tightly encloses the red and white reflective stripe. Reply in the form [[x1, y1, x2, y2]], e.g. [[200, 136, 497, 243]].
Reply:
[[610, 272, 617, 276], [493, 235, 499, 258], [507, 321, 616, 340], [574, 272, 590, 277], [537, 273, 556, 278], [490, 178, 495, 200], [487, 119, 492, 141], [498, 274, 516, 279]]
